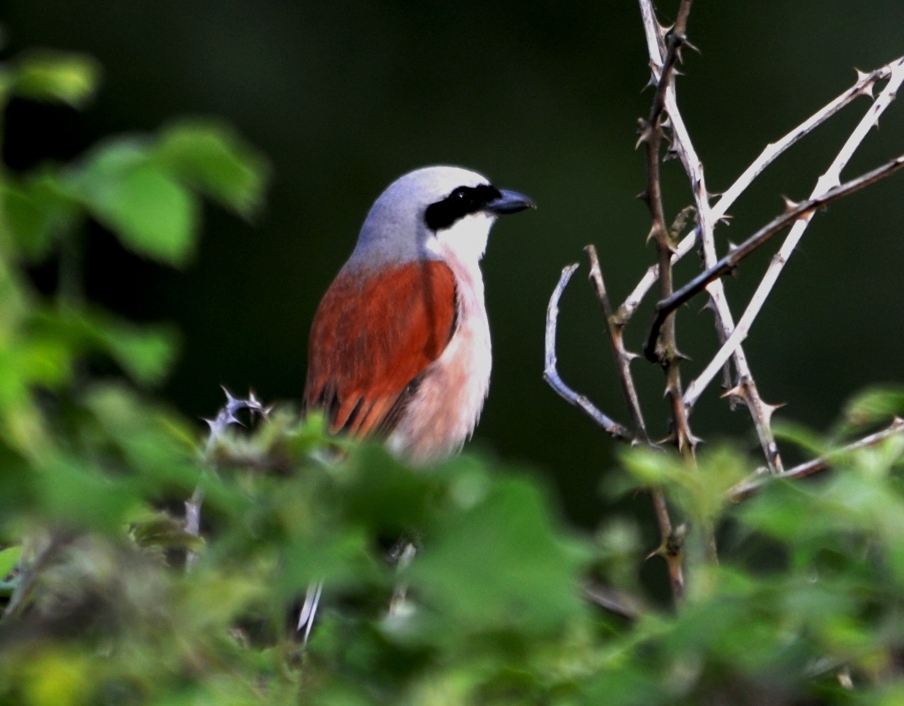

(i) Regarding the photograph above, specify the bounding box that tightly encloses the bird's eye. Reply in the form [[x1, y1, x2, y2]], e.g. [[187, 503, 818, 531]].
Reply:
[[424, 184, 502, 231]]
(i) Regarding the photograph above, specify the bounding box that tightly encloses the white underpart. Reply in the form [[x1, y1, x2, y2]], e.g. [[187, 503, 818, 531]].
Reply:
[[386, 213, 495, 464]]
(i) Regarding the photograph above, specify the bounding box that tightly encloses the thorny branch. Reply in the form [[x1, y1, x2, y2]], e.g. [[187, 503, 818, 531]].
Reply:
[[643, 152, 904, 360], [729, 418, 904, 502], [583, 245, 685, 597], [617, 59, 896, 325], [184, 388, 270, 569], [584, 245, 648, 444], [638, 0, 783, 474], [637, 0, 698, 462], [683, 56, 904, 409], [546, 2, 903, 600]]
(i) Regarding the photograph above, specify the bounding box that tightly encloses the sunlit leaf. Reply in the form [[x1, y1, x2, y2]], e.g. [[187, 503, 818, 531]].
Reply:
[[840, 386, 904, 431], [21, 648, 93, 706], [156, 119, 271, 219], [93, 317, 180, 387], [0, 545, 21, 579], [12, 50, 100, 108], [67, 138, 199, 265]]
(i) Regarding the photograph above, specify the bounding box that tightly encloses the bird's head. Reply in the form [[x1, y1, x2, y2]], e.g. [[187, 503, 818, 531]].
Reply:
[[346, 166, 534, 271]]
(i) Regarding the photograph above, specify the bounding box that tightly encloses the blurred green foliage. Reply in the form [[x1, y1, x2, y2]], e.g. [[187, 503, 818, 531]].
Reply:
[[2, 46, 904, 706]]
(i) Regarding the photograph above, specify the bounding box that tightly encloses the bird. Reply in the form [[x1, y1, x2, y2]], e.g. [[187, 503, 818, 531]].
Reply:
[[297, 166, 533, 640], [303, 165, 535, 465]]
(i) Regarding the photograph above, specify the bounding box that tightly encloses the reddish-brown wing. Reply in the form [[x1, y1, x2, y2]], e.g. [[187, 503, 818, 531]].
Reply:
[[304, 260, 457, 439]]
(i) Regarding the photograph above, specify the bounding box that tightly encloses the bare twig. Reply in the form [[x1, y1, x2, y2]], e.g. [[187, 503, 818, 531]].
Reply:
[[583, 244, 686, 597], [584, 246, 648, 443], [644, 152, 904, 361], [729, 418, 904, 501], [684, 57, 904, 407], [543, 264, 633, 441], [581, 580, 641, 621]]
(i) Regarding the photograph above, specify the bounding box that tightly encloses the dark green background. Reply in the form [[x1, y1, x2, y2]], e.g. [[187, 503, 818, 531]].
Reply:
[[4, 2, 903, 527]]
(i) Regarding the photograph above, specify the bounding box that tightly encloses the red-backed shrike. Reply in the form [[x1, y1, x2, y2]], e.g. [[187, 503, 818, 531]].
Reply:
[[303, 166, 534, 464]]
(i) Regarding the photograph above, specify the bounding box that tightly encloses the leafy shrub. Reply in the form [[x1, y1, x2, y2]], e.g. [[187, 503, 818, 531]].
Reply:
[[1, 46, 904, 706]]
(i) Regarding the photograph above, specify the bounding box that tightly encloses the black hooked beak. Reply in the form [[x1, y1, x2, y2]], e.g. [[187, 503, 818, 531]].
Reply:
[[486, 188, 536, 215]]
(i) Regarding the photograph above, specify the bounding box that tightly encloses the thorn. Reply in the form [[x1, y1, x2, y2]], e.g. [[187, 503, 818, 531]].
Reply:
[[674, 348, 692, 363], [684, 38, 701, 56], [657, 431, 677, 447], [202, 418, 217, 431], [854, 68, 875, 97], [760, 401, 786, 424], [636, 189, 651, 204], [717, 213, 733, 226], [699, 299, 716, 315], [782, 195, 801, 213], [686, 432, 704, 450], [624, 350, 641, 363], [247, 390, 269, 417], [727, 239, 740, 253], [226, 413, 244, 427], [722, 384, 748, 402]]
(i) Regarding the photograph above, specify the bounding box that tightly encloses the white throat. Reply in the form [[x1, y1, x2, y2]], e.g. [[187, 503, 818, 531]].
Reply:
[[425, 211, 495, 267]]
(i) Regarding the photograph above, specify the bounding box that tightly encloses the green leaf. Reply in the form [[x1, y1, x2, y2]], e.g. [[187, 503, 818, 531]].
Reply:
[[4, 173, 81, 262], [80, 383, 202, 488], [94, 317, 180, 387], [29, 306, 180, 388], [36, 455, 140, 532], [155, 119, 270, 219], [771, 419, 829, 457], [342, 443, 436, 531], [12, 50, 101, 108], [410, 475, 587, 635], [68, 138, 199, 265], [840, 385, 904, 431], [0, 544, 22, 579], [618, 444, 749, 524], [739, 480, 822, 541]]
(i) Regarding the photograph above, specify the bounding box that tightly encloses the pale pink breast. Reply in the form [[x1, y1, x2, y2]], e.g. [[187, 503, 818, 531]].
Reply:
[[386, 253, 491, 464]]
